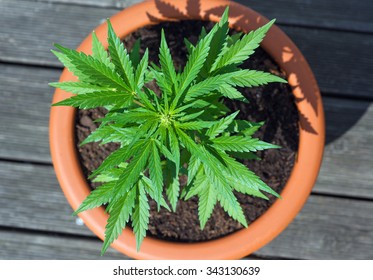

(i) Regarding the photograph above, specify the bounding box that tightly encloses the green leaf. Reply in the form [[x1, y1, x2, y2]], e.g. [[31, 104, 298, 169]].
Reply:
[[172, 24, 217, 109], [187, 154, 201, 185], [140, 177, 170, 211], [185, 75, 223, 101], [111, 141, 152, 202], [91, 31, 111, 66], [204, 164, 247, 227], [201, 7, 229, 75], [229, 69, 287, 87], [89, 141, 144, 179], [217, 150, 277, 198], [212, 19, 276, 71], [107, 20, 135, 91], [98, 109, 159, 125], [49, 82, 114, 95], [165, 160, 180, 212], [169, 127, 180, 172], [177, 111, 205, 122], [81, 125, 137, 146], [217, 83, 247, 102], [212, 135, 280, 152], [53, 44, 129, 91], [52, 91, 132, 109], [227, 120, 264, 136], [73, 182, 116, 215], [148, 141, 163, 207], [206, 111, 239, 138], [92, 167, 124, 183], [132, 183, 150, 251], [184, 38, 195, 54], [129, 39, 141, 68], [175, 121, 214, 130], [101, 187, 136, 255], [159, 29, 177, 92], [197, 177, 217, 229], [227, 32, 243, 47], [135, 49, 149, 89]]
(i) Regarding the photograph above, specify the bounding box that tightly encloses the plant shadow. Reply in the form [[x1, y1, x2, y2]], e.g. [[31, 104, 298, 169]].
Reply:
[[147, 0, 371, 144]]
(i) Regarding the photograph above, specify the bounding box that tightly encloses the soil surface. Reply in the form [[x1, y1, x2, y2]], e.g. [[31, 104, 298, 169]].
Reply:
[[75, 20, 299, 242]]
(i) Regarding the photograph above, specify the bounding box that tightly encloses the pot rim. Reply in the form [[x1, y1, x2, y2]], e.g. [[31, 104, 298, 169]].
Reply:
[[49, 0, 325, 259]]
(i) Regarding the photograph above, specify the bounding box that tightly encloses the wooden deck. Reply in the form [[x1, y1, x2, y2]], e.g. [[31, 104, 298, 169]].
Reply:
[[1, 0, 372, 259]]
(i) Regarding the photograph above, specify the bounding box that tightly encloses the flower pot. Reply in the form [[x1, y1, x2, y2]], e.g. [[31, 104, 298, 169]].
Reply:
[[50, 0, 325, 259]]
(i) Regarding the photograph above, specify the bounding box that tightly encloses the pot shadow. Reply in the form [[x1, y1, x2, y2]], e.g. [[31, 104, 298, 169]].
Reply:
[[147, 0, 371, 144]]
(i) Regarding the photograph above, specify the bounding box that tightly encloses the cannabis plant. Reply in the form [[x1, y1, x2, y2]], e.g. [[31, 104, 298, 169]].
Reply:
[[50, 8, 286, 255]]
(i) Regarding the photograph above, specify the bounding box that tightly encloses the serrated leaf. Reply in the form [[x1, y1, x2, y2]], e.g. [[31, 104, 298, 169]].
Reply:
[[185, 75, 223, 101], [177, 110, 205, 122], [184, 38, 195, 54], [89, 141, 144, 179], [227, 32, 243, 47], [227, 120, 264, 136], [204, 164, 247, 227], [217, 150, 278, 198], [52, 91, 132, 109], [229, 69, 287, 87], [98, 109, 159, 125], [175, 121, 214, 130], [217, 83, 247, 102], [53, 44, 129, 91], [107, 20, 135, 91], [206, 111, 239, 138], [168, 127, 180, 172], [148, 141, 163, 207], [165, 160, 180, 211], [74, 182, 116, 215], [129, 39, 141, 68], [92, 31, 111, 66], [187, 154, 201, 185], [101, 187, 136, 255], [81, 125, 137, 146], [135, 48, 149, 89], [140, 177, 170, 211], [132, 183, 150, 251], [198, 178, 217, 229], [201, 7, 229, 75], [111, 141, 152, 203], [49, 82, 114, 95], [212, 135, 280, 152], [171, 24, 217, 109], [212, 19, 276, 71], [159, 29, 177, 92]]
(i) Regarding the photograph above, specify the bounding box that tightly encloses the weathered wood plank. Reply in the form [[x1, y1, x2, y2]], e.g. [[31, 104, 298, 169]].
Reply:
[[0, 64, 57, 163], [37, 0, 373, 33], [1, 0, 373, 97], [314, 98, 373, 199], [36, 0, 141, 8], [1, 63, 373, 198], [0, 161, 94, 236], [256, 195, 373, 259], [0, 229, 130, 259], [1, 158, 372, 259]]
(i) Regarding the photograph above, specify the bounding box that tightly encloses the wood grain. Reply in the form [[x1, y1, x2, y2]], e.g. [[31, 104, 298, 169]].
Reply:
[[256, 195, 373, 259], [1, 159, 372, 259], [0, 229, 130, 259], [0, 0, 372, 97], [36, 0, 373, 33]]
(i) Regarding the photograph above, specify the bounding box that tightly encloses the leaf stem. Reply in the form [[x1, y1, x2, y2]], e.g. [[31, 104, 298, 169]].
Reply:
[[133, 99, 145, 108]]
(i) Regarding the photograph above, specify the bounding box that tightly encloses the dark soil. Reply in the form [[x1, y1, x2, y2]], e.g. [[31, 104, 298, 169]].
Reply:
[[75, 20, 299, 242]]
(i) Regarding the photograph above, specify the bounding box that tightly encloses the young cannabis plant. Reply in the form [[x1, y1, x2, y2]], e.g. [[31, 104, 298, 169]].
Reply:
[[50, 8, 286, 254]]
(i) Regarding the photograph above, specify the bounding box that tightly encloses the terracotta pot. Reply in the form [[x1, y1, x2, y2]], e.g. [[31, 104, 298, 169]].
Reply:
[[50, 0, 325, 259]]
